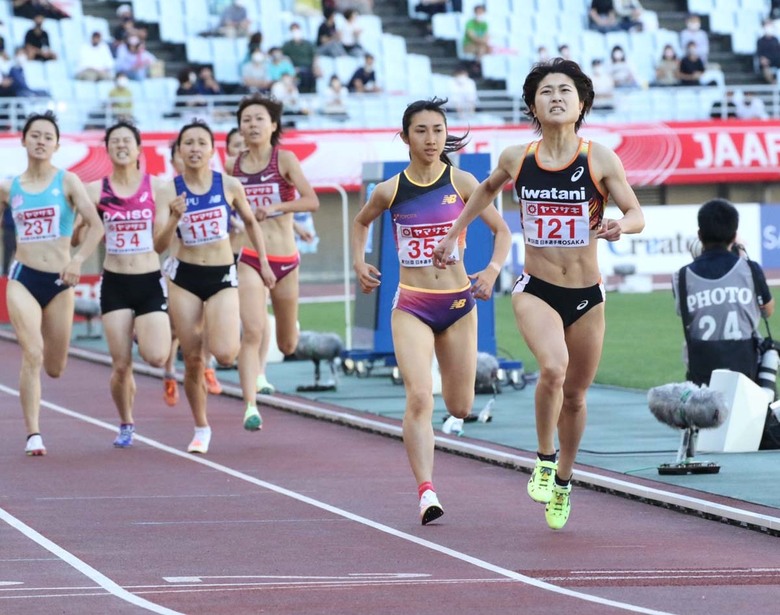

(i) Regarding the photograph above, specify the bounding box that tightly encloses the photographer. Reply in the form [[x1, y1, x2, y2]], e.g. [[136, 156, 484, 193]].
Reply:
[[673, 199, 774, 384], [672, 199, 779, 447]]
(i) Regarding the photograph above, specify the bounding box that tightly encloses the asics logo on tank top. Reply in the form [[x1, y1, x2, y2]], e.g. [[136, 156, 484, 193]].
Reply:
[[576, 300, 589, 310], [570, 166, 584, 182], [139, 191, 149, 202]]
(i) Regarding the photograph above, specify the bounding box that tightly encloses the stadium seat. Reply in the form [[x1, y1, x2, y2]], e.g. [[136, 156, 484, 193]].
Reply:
[[431, 13, 460, 41], [211, 37, 241, 83], [132, 0, 161, 24], [186, 35, 212, 64], [334, 55, 361, 85], [406, 54, 432, 96]]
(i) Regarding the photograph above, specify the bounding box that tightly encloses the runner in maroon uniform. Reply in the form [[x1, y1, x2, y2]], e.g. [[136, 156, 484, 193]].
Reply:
[[226, 95, 319, 431]]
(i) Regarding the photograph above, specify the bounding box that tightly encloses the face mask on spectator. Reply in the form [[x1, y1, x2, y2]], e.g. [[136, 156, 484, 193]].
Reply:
[[117, 76, 129, 87], [252, 52, 264, 63], [765, 25, 775, 36], [189, 72, 197, 83], [291, 28, 302, 41]]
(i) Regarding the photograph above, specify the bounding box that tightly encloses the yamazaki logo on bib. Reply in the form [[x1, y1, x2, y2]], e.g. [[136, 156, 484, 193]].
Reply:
[[522, 200, 589, 248], [180, 205, 229, 246], [17, 206, 60, 242], [106, 220, 153, 254], [397, 222, 457, 267]]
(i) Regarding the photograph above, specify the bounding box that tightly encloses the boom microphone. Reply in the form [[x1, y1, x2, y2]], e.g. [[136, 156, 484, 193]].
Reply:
[[294, 331, 343, 362], [475, 352, 499, 391], [647, 382, 727, 430]]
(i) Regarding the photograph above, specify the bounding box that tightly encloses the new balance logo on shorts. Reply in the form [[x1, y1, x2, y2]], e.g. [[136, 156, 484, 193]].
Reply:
[[449, 298, 467, 310]]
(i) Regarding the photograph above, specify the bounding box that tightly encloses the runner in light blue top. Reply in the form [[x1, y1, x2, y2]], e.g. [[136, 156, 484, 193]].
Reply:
[[0, 111, 104, 457]]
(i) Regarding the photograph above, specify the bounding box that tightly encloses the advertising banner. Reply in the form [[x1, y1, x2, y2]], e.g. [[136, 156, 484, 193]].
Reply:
[[1, 120, 779, 191]]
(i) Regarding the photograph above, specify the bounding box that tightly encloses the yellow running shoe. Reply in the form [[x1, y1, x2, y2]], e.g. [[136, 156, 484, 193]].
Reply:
[[545, 483, 572, 530], [527, 458, 557, 503]]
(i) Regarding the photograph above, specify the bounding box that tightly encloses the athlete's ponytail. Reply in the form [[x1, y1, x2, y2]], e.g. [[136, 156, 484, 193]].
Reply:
[[401, 97, 469, 166]]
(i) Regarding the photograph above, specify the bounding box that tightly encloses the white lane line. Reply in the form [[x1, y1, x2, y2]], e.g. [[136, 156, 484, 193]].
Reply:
[[0, 383, 672, 615], [0, 506, 182, 615]]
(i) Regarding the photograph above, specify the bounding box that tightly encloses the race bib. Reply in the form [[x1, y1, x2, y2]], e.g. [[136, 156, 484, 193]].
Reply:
[[245, 184, 281, 211], [397, 222, 457, 267], [179, 205, 229, 246], [16, 205, 60, 243], [105, 219, 153, 255], [522, 201, 590, 247]]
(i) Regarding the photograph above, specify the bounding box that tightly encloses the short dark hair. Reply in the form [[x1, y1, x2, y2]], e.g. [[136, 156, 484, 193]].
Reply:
[[22, 110, 60, 142], [176, 118, 214, 147], [522, 58, 594, 134], [104, 119, 141, 148], [236, 94, 283, 146], [698, 199, 739, 247], [226, 126, 240, 148]]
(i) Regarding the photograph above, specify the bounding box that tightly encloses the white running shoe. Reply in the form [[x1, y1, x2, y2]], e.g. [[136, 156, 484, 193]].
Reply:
[[187, 427, 212, 454], [442, 415, 464, 436], [419, 489, 444, 525], [25, 434, 46, 456]]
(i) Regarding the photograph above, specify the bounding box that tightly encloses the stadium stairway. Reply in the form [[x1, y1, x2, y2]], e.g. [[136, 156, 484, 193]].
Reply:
[[644, 0, 761, 86], [80, 0, 188, 81]]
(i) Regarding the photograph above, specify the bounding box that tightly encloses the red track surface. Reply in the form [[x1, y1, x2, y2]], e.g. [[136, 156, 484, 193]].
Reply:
[[1, 339, 779, 615]]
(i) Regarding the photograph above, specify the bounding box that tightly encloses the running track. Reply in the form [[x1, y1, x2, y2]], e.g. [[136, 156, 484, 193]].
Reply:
[[1, 339, 779, 615]]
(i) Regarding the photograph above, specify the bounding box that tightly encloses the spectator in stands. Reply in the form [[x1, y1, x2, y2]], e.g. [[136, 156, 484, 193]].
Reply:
[[24, 14, 57, 61], [589, 0, 622, 33], [613, 0, 644, 32], [737, 90, 769, 120], [680, 14, 709, 65], [218, 0, 251, 38], [338, 8, 364, 57], [557, 44, 573, 62], [609, 45, 641, 89], [449, 66, 477, 119], [317, 8, 346, 57], [267, 47, 296, 84], [653, 44, 680, 86], [241, 50, 271, 94], [2, 46, 48, 97], [320, 74, 349, 116], [270, 73, 309, 118], [75, 31, 115, 82], [12, 0, 68, 20], [348, 52, 380, 93], [107, 72, 134, 120], [536, 45, 550, 63], [0, 71, 15, 97], [241, 31, 263, 67], [462, 4, 491, 60], [195, 66, 222, 96], [756, 18, 780, 85], [282, 22, 318, 94], [174, 67, 206, 112], [590, 58, 615, 111], [414, 0, 448, 20], [0, 21, 9, 63], [709, 90, 738, 119], [678, 40, 705, 86], [112, 4, 146, 53], [114, 36, 156, 81]]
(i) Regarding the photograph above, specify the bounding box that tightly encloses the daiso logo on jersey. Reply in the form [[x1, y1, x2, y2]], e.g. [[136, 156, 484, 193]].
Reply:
[[103, 208, 152, 222]]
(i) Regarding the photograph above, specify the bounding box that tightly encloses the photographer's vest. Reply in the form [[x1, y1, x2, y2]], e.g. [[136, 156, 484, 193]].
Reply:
[[678, 258, 761, 385]]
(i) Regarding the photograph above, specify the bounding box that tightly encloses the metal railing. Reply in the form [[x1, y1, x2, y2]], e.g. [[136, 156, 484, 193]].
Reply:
[[3, 83, 780, 134]]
